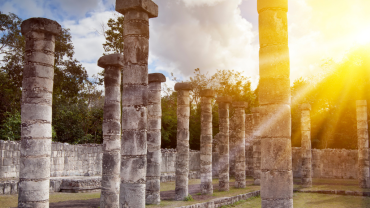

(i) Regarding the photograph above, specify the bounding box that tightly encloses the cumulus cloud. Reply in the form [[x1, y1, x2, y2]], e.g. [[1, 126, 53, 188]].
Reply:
[[149, 0, 257, 82]]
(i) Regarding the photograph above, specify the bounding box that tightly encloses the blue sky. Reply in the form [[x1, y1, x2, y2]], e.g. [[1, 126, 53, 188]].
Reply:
[[2, 0, 370, 90]]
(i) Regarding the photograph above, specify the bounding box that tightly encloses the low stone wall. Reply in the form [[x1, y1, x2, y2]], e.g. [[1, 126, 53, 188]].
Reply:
[[292, 147, 358, 179], [176, 190, 260, 208], [0, 140, 103, 178]]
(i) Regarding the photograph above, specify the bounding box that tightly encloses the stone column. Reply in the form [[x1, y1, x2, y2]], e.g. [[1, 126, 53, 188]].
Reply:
[[200, 89, 215, 195], [357, 100, 369, 188], [232, 101, 248, 188], [146, 73, 166, 204], [116, 1, 158, 207], [245, 114, 254, 177], [229, 115, 236, 177], [216, 96, 232, 191], [251, 107, 261, 185], [18, 18, 61, 208], [258, 0, 293, 207], [301, 104, 312, 188], [98, 54, 123, 208], [174, 82, 192, 200]]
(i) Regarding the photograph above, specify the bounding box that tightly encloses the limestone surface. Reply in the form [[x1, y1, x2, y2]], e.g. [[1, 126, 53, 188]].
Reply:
[[301, 103, 312, 188], [175, 82, 192, 200], [18, 17, 61, 208], [232, 101, 248, 188], [116, 0, 158, 207], [357, 100, 369, 188], [257, 0, 293, 207], [146, 73, 166, 204], [98, 54, 123, 208], [200, 89, 215, 194], [216, 96, 232, 191], [251, 107, 261, 185]]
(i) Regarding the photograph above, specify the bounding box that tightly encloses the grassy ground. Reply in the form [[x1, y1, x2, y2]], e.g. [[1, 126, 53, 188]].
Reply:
[[227, 193, 370, 208], [0, 192, 101, 208], [1, 178, 370, 208]]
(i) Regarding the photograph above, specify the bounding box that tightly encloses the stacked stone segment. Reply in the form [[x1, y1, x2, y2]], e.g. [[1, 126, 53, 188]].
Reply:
[[232, 102, 248, 188], [356, 100, 369, 188], [216, 96, 232, 191], [200, 89, 215, 194], [146, 73, 166, 204], [301, 104, 312, 188], [251, 107, 261, 185], [245, 114, 254, 177], [116, 0, 158, 207], [257, 0, 293, 207], [98, 54, 123, 208], [175, 82, 192, 200], [18, 17, 61, 208]]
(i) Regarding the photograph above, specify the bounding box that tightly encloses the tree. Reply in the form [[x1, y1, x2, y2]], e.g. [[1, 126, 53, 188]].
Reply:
[[102, 16, 124, 55]]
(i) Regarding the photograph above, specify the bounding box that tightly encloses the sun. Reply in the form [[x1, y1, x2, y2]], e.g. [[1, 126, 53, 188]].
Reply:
[[356, 28, 370, 44]]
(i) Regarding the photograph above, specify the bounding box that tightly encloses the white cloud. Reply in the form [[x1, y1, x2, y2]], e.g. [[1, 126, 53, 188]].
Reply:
[[149, 0, 257, 83]]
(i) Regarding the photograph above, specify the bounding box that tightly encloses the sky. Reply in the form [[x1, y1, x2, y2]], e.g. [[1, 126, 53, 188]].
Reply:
[[2, 0, 370, 90]]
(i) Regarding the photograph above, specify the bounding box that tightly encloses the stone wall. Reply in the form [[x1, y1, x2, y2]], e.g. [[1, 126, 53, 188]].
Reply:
[[292, 147, 358, 179], [0, 140, 103, 178], [0, 140, 363, 182]]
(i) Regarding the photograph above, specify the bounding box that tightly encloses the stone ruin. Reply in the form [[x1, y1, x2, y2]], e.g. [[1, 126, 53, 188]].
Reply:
[[1, 0, 369, 208]]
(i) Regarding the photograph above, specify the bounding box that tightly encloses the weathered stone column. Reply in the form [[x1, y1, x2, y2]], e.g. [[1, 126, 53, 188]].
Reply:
[[146, 73, 166, 204], [232, 101, 248, 188], [245, 114, 254, 177], [98, 54, 123, 208], [18, 18, 61, 208], [229, 115, 236, 177], [251, 107, 261, 185], [357, 100, 369, 188], [216, 96, 232, 191], [175, 82, 192, 200], [301, 104, 312, 188], [200, 89, 215, 194], [258, 0, 293, 207], [116, 1, 158, 207]]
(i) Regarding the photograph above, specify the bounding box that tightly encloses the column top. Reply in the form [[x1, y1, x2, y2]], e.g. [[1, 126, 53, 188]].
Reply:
[[357, 100, 367, 107], [200, 89, 215, 98], [232, 101, 248, 109], [251, 107, 259, 113], [216, 96, 232, 104], [300, 103, 311, 110], [257, 0, 288, 13], [21, 17, 61, 36], [116, 0, 158, 18], [149, 73, 166, 83], [174, 82, 192, 91], [97, 53, 124, 68]]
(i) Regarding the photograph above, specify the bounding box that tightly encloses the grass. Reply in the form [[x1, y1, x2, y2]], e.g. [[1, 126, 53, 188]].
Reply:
[[230, 193, 370, 208], [0, 192, 101, 208], [2, 177, 370, 208]]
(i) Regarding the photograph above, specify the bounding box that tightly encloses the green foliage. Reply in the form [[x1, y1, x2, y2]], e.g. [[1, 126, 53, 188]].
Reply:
[[102, 16, 124, 54], [0, 111, 21, 140], [184, 194, 194, 201], [291, 43, 370, 149]]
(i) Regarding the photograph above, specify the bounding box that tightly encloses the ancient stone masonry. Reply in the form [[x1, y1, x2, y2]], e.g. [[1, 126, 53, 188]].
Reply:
[[229, 115, 236, 178], [257, 0, 293, 207], [251, 107, 261, 185], [232, 102, 248, 188], [175, 82, 192, 200], [146, 73, 166, 204], [116, 0, 158, 207], [212, 133, 220, 178], [245, 114, 254, 177], [357, 100, 369, 188], [301, 104, 312, 188], [98, 54, 123, 208], [200, 89, 215, 195], [216, 96, 232, 191], [18, 17, 61, 208]]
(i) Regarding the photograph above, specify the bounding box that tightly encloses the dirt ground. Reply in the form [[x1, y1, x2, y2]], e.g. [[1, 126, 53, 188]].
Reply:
[[49, 181, 247, 208]]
